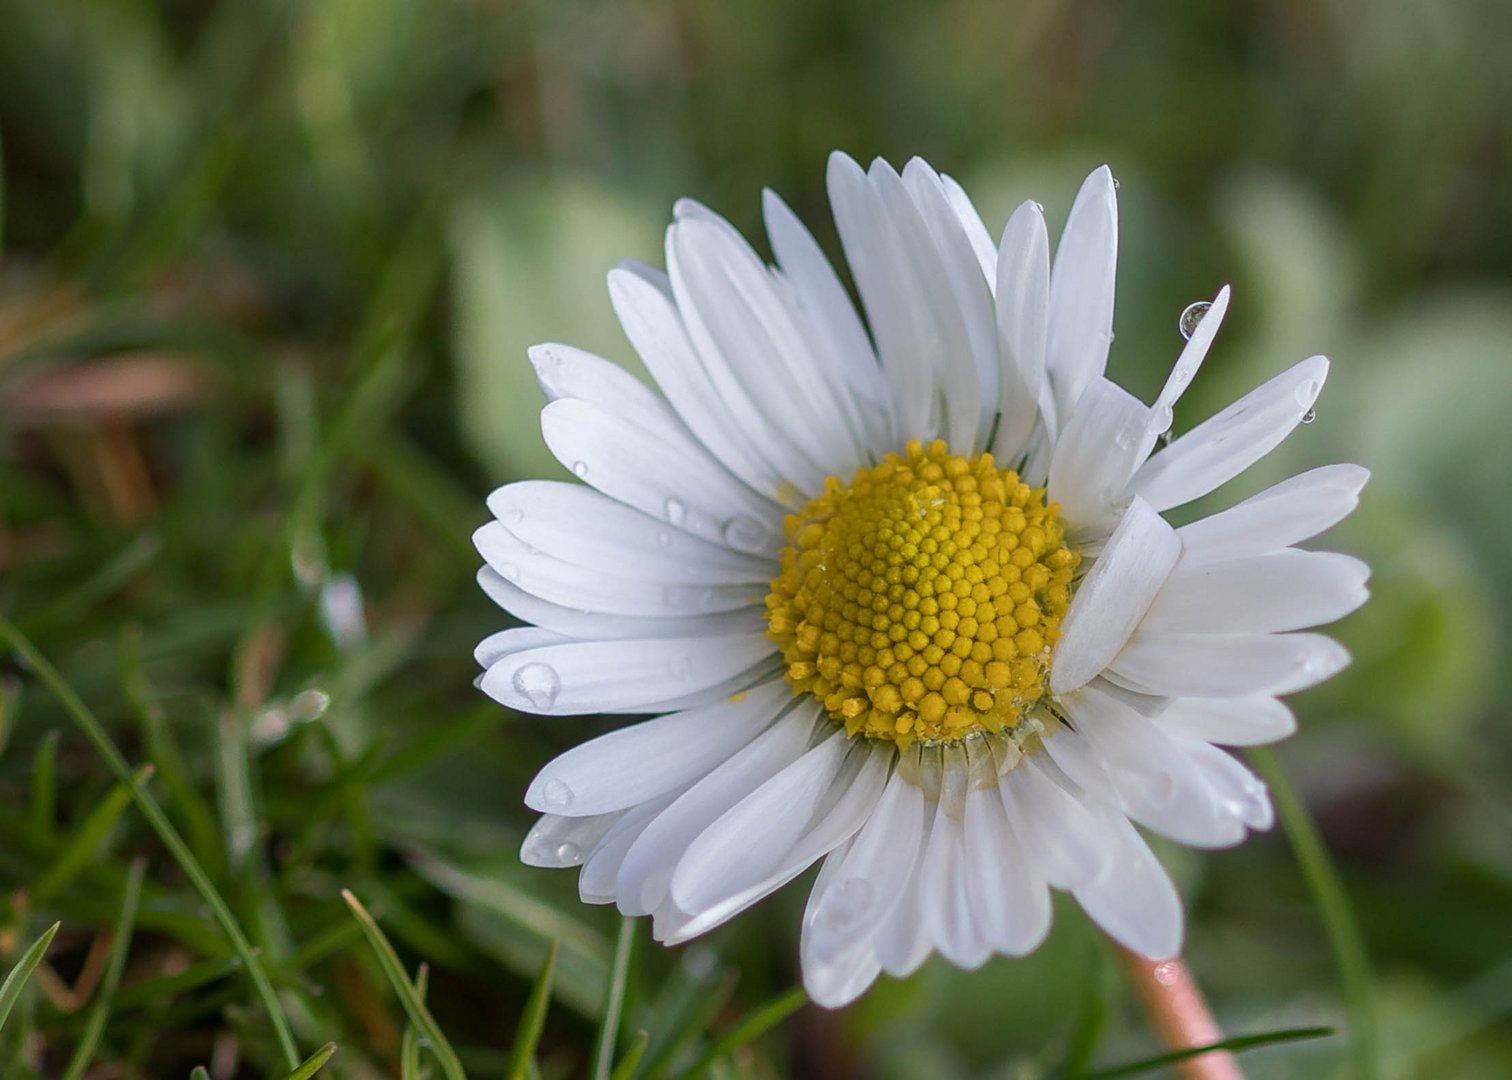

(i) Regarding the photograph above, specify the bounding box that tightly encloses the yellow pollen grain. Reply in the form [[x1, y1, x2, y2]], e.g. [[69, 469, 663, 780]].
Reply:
[[765, 439, 1079, 748]]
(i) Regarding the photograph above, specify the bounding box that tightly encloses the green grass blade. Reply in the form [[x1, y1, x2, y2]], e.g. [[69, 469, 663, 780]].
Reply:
[[341, 889, 465, 1080], [591, 918, 636, 1080], [27, 730, 58, 842], [60, 858, 146, 1080], [401, 965, 430, 1080], [608, 1030, 650, 1080], [1251, 747, 1380, 1080], [0, 619, 303, 1070], [1075, 1025, 1336, 1079], [674, 986, 806, 1080], [0, 921, 61, 1032], [277, 1041, 339, 1080], [507, 940, 559, 1080], [33, 765, 147, 902]]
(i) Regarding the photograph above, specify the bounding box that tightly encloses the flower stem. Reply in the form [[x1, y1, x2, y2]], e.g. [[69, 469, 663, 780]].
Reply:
[[1115, 947, 1244, 1080]]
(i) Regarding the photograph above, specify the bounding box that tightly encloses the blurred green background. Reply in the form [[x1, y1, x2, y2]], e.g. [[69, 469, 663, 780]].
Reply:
[[2, 1, 1511, 1077]]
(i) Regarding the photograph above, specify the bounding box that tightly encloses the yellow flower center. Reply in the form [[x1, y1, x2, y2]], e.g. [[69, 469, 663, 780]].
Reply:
[[765, 439, 1079, 748]]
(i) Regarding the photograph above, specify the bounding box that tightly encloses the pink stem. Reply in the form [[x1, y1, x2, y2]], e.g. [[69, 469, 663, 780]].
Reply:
[[1116, 948, 1245, 1080]]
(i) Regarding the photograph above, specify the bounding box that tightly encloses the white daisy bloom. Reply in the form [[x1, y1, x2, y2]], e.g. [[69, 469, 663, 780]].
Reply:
[[473, 153, 1369, 1008]]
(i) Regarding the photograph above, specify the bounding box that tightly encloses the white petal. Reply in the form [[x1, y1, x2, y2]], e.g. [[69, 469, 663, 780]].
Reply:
[[801, 840, 885, 1008], [474, 626, 568, 669], [1045, 166, 1118, 420], [1072, 810, 1183, 960], [876, 837, 933, 978], [1177, 464, 1370, 560], [1155, 696, 1297, 746], [1047, 378, 1158, 534], [1053, 685, 1259, 848], [992, 200, 1051, 466], [615, 702, 819, 916], [1052, 498, 1181, 695], [762, 188, 894, 452], [804, 766, 927, 967], [540, 398, 783, 555], [487, 482, 773, 584], [524, 678, 791, 816], [962, 777, 1051, 956], [1148, 285, 1231, 434], [999, 756, 1111, 889], [477, 567, 758, 641], [473, 520, 765, 617], [480, 632, 775, 716], [827, 151, 936, 439], [665, 736, 890, 942], [918, 806, 990, 969], [940, 173, 998, 282], [579, 796, 676, 903], [528, 342, 673, 432], [1129, 356, 1330, 512], [902, 157, 1000, 446], [521, 812, 618, 867], [608, 267, 796, 504], [1141, 550, 1370, 634], [668, 214, 864, 480], [1107, 631, 1350, 698]]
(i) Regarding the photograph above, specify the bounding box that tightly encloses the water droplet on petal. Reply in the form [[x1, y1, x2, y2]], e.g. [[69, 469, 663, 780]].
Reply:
[[554, 841, 582, 864], [505, 506, 524, 526], [665, 498, 687, 525], [572, 461, 589, 478], [1300, 407, 1316, 424], [540, 777, 574, 811], [722, 515, 769, 553], [511, 662, 561, 709], [819, 877, 875, 932], [1148, 403, 1175, 439], [1178, 301, 1211, 341], [1294, 380, 1321, 408]]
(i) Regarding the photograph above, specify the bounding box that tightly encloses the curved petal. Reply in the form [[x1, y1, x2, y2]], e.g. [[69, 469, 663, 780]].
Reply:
[[524, 678, 791, 816], [1154, 696, 1296, 746], [1106, 630, 1350, 698], [1141, 550, 1370, 634], [487, 481, 774, 584], [992, 200, 1052, 466], [1052, 498, 1182, 695], [477, 567, 760, 641], [1072, 810, 1183, 960], [540, 398, 783, 555], [1047, 378, 1158, 535], [1129, 356, 1330, 512], [1045, 166, 1118, 420], [1177, 463, 1370, 560], [480, 632, 776, 716]]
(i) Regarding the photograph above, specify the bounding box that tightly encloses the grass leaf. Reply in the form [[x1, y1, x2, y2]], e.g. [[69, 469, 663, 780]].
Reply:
[[0, 921, 61, 1032], [1252, 748, 1380, 1080], [608, 1030, 651, 1080], [341, 889, 466, 1080], [674, 986, 807, 1080], [507, 940, 559, 1080], [1075, 1025, 1336, 1079], [591, 918, 635, 1080], [278, 1041, 340, 1080], [60, 858, 147, 1080]]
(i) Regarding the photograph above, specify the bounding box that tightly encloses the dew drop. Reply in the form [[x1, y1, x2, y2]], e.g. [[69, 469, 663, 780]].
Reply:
[[819, 878, 875, 932], [665, 498, 687, 525], [511, 662, 561, 709], [722, 515, 769, 553], [554, 841, 582, 864], [540, 777, 574, 811], [1178, 300, 1211, 341], [1300, 407, 1316, 424], [1294, 380, 1321, 408], [572, 460, 589, 479]]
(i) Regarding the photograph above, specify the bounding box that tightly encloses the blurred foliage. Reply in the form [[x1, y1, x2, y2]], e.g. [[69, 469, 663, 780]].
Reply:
[[2, 0, 1512, 1076]]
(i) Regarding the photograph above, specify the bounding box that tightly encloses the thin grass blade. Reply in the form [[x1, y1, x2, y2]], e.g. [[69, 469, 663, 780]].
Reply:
[[60, 858, 146, 1080], [341, 889, 465, 1080], [277, 1041, 339, 1080], [608, 1030, 650, 1080], [0, 922, 61, 1032], [507, 940, 559, 1080], [590, 918, 635, 1080], [1076, 1025, 1336, 1079]]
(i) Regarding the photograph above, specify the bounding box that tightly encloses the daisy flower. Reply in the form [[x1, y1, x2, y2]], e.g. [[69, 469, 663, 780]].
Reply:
[[473, 153, 1369, 1007]]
